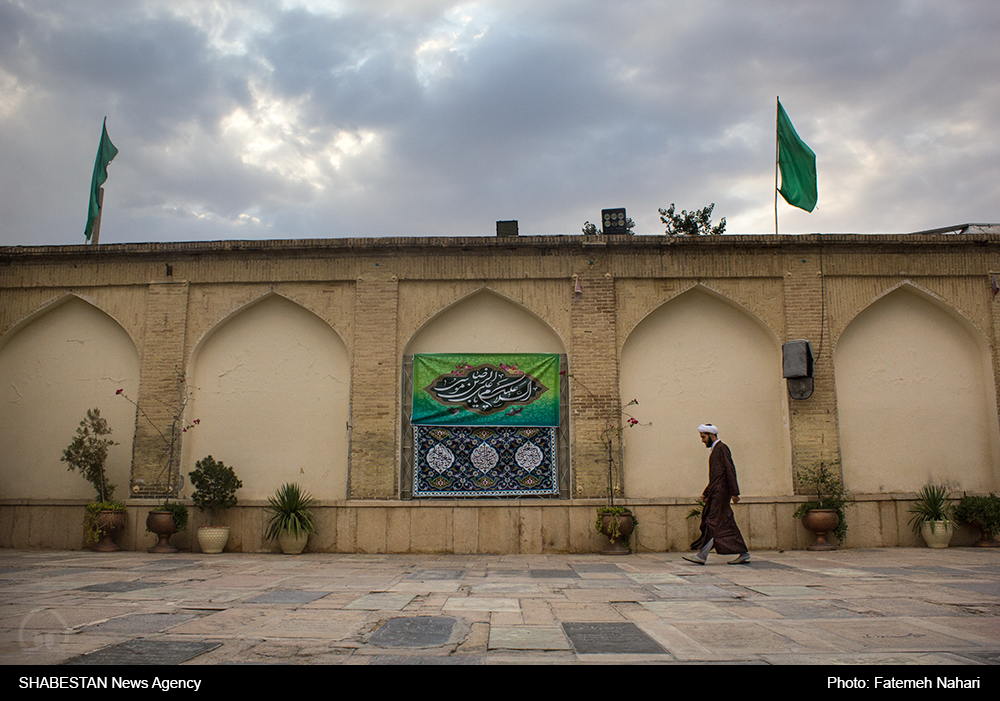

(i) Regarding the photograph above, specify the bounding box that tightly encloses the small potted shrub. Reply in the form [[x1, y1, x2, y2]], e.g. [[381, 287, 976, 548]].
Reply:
[[62, 408, 127, 551], [265, 483, 317, 554], [188, 456, 242, 554], [907, 484, 954, 548], [793, 462, 850, 550], [954, 493, 1000, 547]]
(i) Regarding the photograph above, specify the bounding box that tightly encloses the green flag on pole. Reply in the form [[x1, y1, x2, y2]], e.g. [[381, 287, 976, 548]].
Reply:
[[85, 118, 118, 241], [776, 99, 817, 212]]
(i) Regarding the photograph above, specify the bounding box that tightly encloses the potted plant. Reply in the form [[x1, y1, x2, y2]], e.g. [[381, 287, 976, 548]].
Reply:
[[907, 484, 954, 548], [569, 375, 644, 555], [595, 505, 637, 555], [793, 462, 850, 550], [954, 493, 1000, 547], [146, 502, 188, 553], [117, 378, 199, 554], [264, 483, 317, 554], [62, 408, 127, 551], [188, 456, 242, 554]]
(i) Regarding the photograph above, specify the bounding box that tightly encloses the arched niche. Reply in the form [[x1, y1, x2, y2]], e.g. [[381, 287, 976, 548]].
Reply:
[[620, 287, 792, 498], [182, 294, 351, 501], [0, 296, 139, 500], [404, 289, 565, 355], [834, 285, 1000, 492]]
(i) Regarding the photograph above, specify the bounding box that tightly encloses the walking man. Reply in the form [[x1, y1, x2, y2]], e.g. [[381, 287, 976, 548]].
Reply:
[[683, 424, 750, 565]]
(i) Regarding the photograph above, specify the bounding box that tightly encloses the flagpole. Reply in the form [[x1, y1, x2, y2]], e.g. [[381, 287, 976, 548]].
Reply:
[[91, 187, 104, 245], [774, 97, 779, 236]]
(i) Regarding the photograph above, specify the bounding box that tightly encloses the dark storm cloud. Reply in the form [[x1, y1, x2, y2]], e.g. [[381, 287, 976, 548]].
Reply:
[[0, 0, 997, 245]]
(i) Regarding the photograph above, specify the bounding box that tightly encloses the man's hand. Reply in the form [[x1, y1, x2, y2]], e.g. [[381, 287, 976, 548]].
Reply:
[[731, 496, 740, 504]]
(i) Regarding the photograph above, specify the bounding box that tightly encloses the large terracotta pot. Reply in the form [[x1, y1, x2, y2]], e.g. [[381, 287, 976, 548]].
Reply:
[[146, 511, 179, 553], [801, 509, 840, 551], [597, 511, 635, 556], [919, 520, 953, 549], [92, 510, 127, 552], [967, 520, 1000, 547], [197, 526, 230, 554]]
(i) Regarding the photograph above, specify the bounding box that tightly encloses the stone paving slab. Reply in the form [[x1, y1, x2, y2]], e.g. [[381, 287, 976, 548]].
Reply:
[[442, 597, 520, 613], [653, 584, 742, 599], [367, 616, 456, 648], [640, 601, 740, 620], [61, 639, 221, 665], [80, 612, 204, 634], [245, 590, 331, 604], [342, 593, 416, 611], [807, 618, 979, 651], [670, 620, 800, 653], [562, 621, 668, 655], [77, 580, 167, 593], [403, 569, 466, 580], [167, 608, 284, 636], [253, 610, 369, 640], [488, 625, 571, 650], [744, 585, 824, 597]]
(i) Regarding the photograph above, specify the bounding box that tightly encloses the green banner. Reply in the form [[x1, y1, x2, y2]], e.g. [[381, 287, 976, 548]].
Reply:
[[412, 354, 560, 426]]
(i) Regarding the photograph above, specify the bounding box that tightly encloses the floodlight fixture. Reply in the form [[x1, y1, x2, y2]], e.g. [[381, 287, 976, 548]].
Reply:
[[602, 208, 627, 234]]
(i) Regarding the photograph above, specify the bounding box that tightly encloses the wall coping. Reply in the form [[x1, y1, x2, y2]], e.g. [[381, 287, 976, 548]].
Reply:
[[3, 228, 999, 263]]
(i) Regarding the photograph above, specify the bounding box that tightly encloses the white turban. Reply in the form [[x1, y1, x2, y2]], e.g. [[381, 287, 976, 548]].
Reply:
[[697, 424, 718, 435]]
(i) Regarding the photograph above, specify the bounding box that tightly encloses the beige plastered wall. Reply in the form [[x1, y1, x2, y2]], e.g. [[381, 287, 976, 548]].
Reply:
[[0, 295, 140, 501], [834, 284, 1000, 493], [2, 234, 999, 552]]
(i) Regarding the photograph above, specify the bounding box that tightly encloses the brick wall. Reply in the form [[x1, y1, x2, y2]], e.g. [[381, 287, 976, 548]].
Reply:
[[2, 232, 998, 551]]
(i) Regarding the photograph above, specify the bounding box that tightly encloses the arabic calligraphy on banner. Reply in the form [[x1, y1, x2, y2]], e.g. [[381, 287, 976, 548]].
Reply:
[[412, 354, 560, 426]]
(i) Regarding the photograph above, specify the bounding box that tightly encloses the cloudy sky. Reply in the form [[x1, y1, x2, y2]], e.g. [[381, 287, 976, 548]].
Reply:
[[1, 0, 998, 246]]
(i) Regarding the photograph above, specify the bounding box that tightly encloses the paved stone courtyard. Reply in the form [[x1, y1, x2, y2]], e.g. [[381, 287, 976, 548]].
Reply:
[[1, 547, 998, 666]]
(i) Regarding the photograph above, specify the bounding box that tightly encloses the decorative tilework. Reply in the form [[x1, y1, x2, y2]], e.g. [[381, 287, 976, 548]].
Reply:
[[414, 425, 558, 497]]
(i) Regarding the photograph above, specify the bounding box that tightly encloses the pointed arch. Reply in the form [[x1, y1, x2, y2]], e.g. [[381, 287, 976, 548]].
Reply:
[[0, 295, 139, 500], [833, 279, 989, 350], [183, 293, 351, 501], [835, 284, 1000, 492], [190, 290, 349, 362], [404, 287, 566, 355], [620, 285, 792, 499]]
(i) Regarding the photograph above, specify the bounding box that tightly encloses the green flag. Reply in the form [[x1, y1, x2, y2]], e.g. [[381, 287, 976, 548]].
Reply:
[[85, 118, 118, 241], [776, 99, 817, 212]]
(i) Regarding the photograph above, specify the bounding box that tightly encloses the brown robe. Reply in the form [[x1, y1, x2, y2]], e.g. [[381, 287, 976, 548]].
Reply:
[[690, 440, 748, 555]]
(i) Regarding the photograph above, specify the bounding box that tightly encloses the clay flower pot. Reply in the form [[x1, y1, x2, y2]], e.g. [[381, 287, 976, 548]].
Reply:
[[597, 510, 635, 556], [146, 511, 179, 553], [801, 509, 840, 551], [92, 510, 127, 552]]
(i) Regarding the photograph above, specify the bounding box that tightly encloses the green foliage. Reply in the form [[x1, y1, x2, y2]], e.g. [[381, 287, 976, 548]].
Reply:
[[265, 483, 317, 540], [595, 506, 637, 552], [659, 203, 726, 236], [582, 219, 636, 235], [907, 485, 954, 535], [84, 500, 126, 544], [188, 456, 242, 526], [793, 462, 850, 541], [686, 498, 705, 521], [62, 408, 119, 503], [954, 493, 1000, 537], [153, 502, 189, 532]]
